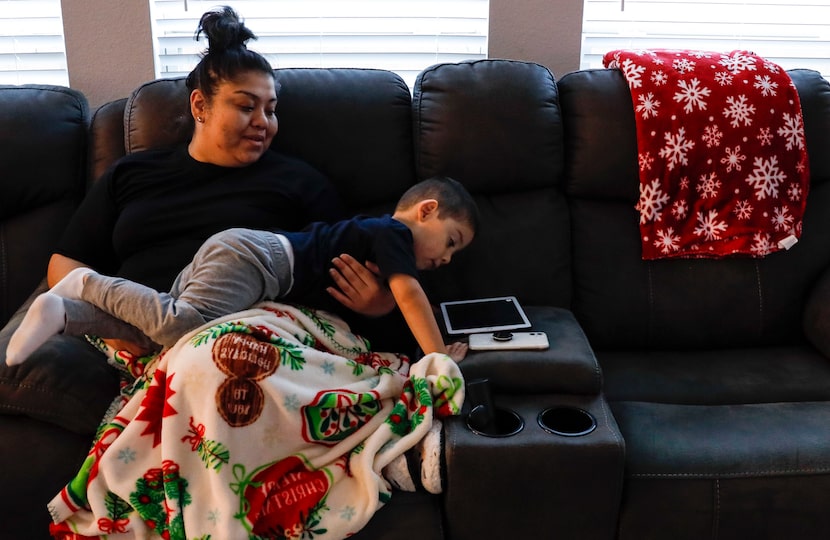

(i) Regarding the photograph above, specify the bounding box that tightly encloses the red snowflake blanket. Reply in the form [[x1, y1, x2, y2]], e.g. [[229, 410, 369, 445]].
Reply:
[[603, 49, 809, 259], [48, 303, 464, 540]]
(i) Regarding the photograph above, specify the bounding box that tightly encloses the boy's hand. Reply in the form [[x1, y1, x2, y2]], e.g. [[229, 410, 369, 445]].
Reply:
[[327, 254, 395, 317], [446, 341, 468, 362]]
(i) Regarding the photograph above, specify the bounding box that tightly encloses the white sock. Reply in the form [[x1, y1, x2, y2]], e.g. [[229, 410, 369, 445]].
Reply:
[[49, 267, 95, 300], [5, 293, 67, 366]]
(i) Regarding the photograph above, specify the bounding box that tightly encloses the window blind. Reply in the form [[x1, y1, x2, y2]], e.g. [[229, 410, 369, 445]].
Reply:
[[0, 0, 68, 85], [151, 0, 489, 90], [581, 0, 830, 78]]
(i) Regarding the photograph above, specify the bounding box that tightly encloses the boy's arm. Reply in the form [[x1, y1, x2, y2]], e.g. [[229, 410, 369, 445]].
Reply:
[[387, 273, 447, 356]]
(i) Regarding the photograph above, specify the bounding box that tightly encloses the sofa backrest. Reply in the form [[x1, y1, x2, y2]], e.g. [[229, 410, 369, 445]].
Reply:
[[90, 68, 416, 215], [0, 85, 88, 327], [412, 59, 571, 307], [559, 68, 830, 350], [89, 60, 572, 309]]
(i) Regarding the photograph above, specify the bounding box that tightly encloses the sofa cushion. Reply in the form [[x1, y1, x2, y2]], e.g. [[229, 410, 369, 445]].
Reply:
[[559, 68, 830, 350], [600, 346, 830, 405], [124, 69, 416, 214], [0, 85, 88, 328], [0, 298, 120, 434], [804, 265, 830, 357], [412, 59, 571, 306]]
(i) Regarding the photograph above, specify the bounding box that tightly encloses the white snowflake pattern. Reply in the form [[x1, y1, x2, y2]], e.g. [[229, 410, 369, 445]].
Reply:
[[694, 209, 729, 241], [771, 206, 794, 232], [753, 74, 779, 97], [639, 151, 655, 171], [651, 70, 669, 86], [673, 78, 711, 113], [733, 200, 754, 220], [284, 393, 302, 411], [714, 71, 734, 86], [787, 182, 803, 201], [751, 232, 774, 256], [636, 92, 660, 119], [688, 51, 713, 59], [719, 53, 758, 74], [745, 155, 787, 200], [659, 127, 695, 171], [118, 447, 136, 464], [654, 227, 681, 254], [672, 200, 688, 219], [702, 124, 723, 148], [763, 61, 781, 74], [720, 145, 746, 172], [757, 127, 773, 146], [672, 58, 696, 74], [620, 58, 647, 88], [637, 178, 671, 224], [723, 94, 756, 128], [679, 176, 690, 190], [777, 112, 805, 151], [696, 172, 722, 199], [341, 506, 357, 521]]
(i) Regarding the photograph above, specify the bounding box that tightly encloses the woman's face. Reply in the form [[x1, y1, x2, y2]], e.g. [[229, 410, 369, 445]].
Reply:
[[190, 70, 278, 167]]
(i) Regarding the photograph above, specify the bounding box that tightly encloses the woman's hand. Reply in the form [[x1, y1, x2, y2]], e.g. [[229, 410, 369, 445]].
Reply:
[[326, 254, 396, 317], [102, 338, 153, 357]]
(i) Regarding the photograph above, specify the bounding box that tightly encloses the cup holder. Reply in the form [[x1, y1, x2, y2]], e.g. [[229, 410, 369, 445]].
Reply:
[[466, 405, 525, 438], [537, 406, 596, 437]]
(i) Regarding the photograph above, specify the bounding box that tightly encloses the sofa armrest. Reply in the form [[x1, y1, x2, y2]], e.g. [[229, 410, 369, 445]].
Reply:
[[442, 392, 624, 540], [458, 306, 602, 395]]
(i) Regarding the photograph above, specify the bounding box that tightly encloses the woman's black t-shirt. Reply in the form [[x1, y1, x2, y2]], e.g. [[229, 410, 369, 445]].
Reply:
[[56, 146, 345, 292]]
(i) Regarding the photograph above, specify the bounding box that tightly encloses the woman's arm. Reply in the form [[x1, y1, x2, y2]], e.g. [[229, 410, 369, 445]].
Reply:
[[47, 253, 90, 288], [326, 254, 396, 317]]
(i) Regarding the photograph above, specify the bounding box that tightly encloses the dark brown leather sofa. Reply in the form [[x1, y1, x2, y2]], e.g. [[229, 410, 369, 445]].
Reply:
[[1, 59, 829, 540]]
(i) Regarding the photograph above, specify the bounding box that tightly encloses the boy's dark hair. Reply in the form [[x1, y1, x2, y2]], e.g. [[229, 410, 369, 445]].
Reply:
[[186, 6, 277, 98], [396, 176, 480, 233]]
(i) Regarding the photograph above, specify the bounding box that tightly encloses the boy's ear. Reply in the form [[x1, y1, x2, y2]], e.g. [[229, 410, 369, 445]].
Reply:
[[417, 199, 440, 221]]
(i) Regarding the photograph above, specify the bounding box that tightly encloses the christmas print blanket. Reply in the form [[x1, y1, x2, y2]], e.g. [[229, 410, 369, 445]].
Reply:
[[603, 49, 810, 259], [48, 303, 464, 540]]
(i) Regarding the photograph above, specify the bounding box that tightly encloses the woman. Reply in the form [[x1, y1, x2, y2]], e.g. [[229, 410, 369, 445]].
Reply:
[[45, 6, 393, 357]]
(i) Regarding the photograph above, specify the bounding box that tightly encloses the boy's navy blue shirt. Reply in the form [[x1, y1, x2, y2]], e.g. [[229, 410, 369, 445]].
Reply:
[[281, 214, 418, 316]]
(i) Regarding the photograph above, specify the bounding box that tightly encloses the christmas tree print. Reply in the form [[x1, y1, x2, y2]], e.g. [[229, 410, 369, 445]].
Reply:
[[181, 416, 230, 472]]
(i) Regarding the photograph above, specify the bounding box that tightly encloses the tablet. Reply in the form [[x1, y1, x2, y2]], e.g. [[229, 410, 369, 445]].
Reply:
[[440, 296, 532, 335]]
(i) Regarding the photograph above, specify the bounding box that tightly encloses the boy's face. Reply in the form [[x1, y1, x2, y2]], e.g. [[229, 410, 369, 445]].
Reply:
[[410, 203, 475, 271]]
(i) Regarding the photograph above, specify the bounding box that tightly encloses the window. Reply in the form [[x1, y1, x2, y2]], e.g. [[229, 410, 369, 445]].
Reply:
[[0, 0, 68, 85], [150, 0, 489, 90], [581, 0, 830, 79]]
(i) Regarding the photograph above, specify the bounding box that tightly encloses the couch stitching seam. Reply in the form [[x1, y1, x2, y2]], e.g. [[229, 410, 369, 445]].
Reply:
[[631, 468, 830, 478], [712, 478, 720, 540]]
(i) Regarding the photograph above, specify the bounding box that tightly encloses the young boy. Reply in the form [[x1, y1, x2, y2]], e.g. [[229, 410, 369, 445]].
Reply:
[[6, 177, 478, 365]]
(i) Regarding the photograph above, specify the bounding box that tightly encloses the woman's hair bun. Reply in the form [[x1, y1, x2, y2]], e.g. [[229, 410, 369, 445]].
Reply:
[[196, 5, 257, 53]]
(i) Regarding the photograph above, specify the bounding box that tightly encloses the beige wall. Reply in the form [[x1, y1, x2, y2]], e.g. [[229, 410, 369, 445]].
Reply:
[[489, 0, 584, 80], [61, 0, 584, 109], [61, 0, 156, 108]]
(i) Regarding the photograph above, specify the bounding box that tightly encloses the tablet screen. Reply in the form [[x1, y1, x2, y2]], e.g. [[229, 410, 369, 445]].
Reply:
[[440, 296, 531, 335]]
